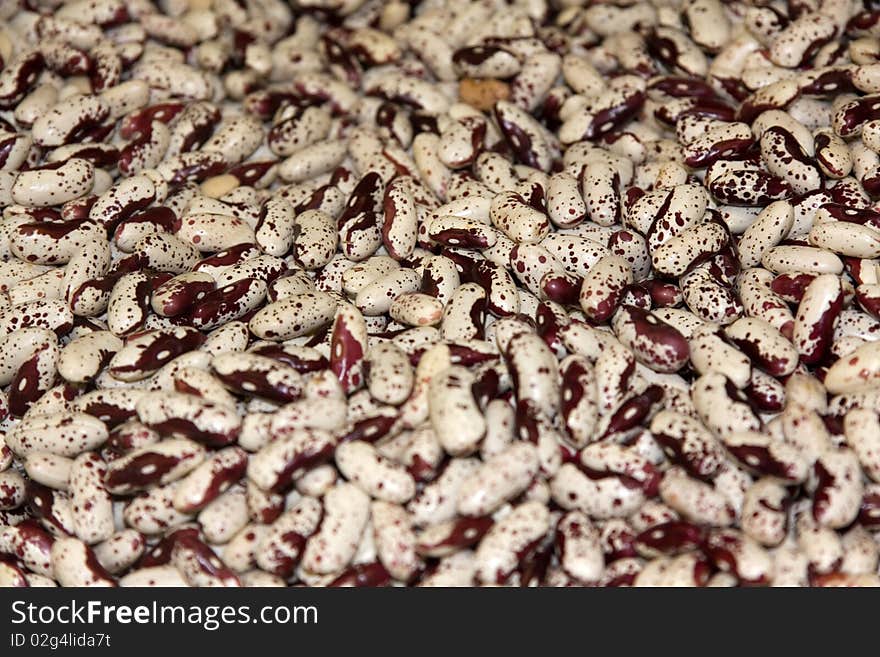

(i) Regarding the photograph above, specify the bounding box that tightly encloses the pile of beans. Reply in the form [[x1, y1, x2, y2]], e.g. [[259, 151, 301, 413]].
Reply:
[[2, 0, 880, 588]]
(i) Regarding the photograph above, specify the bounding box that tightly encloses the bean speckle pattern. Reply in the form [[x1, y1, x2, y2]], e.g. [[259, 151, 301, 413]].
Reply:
[[0, 0, 879, 588]]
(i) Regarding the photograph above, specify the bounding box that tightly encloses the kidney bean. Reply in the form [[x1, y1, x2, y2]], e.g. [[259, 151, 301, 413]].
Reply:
[[791, 273, 845, 365], [336, 440, 415, 504], [811, 448, 864, 529], [247, 426, 336, 493], [24, 452, 72, 492], [104, 439, 206, 495], [550, 460, 646, 520], [212, 353, 303, 404], [188, 278, 267, 331], [0, 520, 55, 578], [68, 452, 114, 545], [1, 0, 879, 589], [51, 537, 116, 587], [649, 411, 726, 482], [300, 483, 369, 576], [612, 305, 690, 374], [6, 411, 107, 459], [250, 495, 321, 579], [473, 501, 550, 585], [653, 222, 728, 279], [659, 467, 735, 527], [109, 326, 205, 382], [135, 391, 240, 447]]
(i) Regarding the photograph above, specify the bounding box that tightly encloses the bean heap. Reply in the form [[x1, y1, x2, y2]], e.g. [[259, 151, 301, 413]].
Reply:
[[1, 0, 880, 588]]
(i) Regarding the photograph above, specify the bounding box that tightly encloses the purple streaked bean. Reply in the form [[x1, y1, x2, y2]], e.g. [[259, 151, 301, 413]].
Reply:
[[69, 452, 114, 544], [135, 391, 240, 447], [0, 0, 875, 589], [301, 483, 369, 575], [613, 305, 689, 374], [50, 537, 116, 587], [212, 353, 303, 404]]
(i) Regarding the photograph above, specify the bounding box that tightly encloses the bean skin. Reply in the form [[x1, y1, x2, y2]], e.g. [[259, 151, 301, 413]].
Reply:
[[0, 0, 875, 590]]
